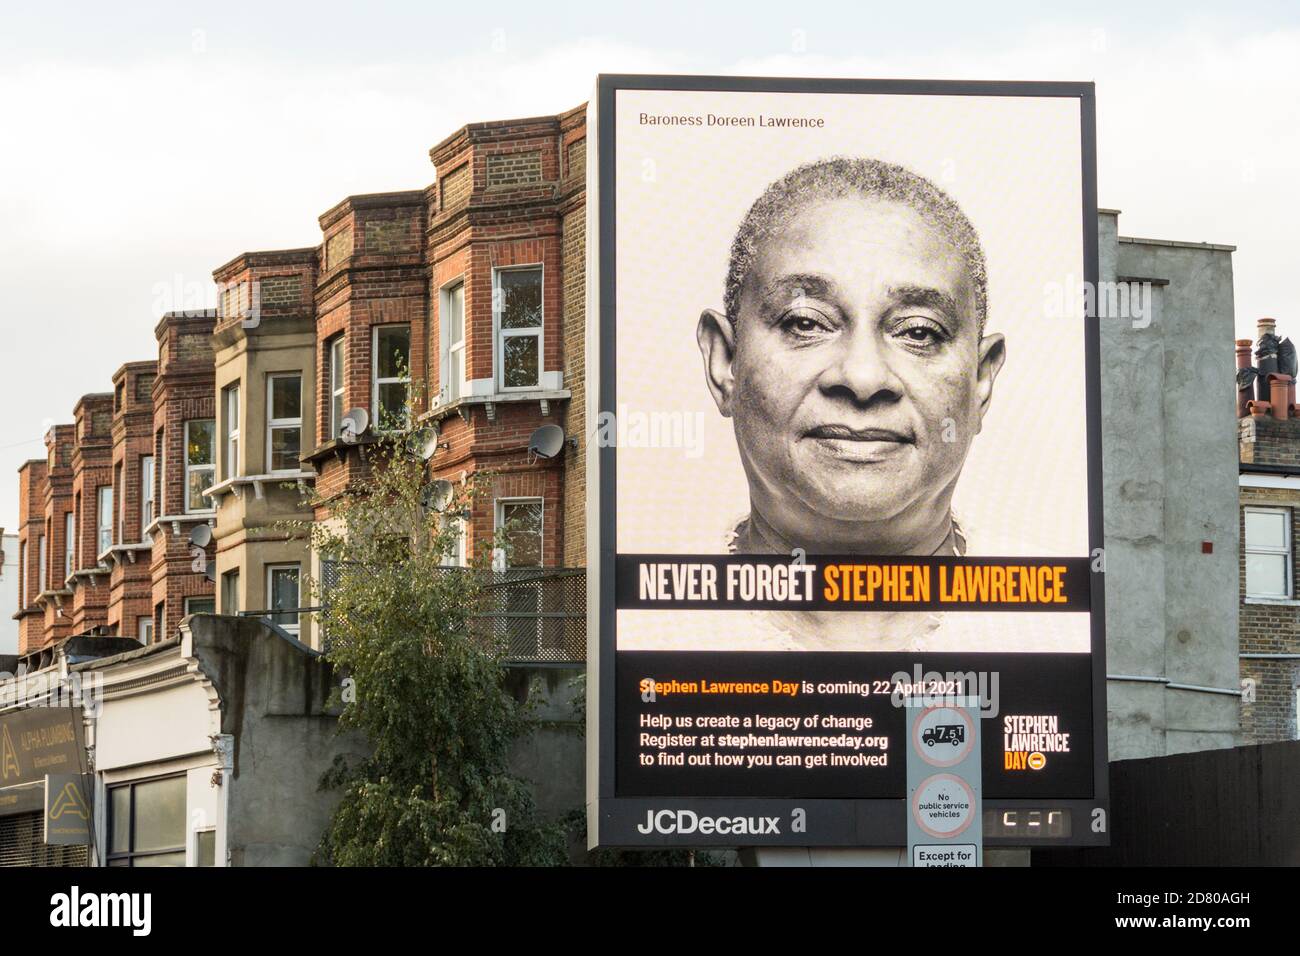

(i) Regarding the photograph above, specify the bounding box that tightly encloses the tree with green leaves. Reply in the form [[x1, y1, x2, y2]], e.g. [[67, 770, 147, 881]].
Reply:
[[304, 419, 567, 867]]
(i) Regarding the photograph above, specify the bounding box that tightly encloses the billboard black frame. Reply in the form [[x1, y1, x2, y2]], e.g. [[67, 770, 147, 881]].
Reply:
[[588, 73, 1107, 849]]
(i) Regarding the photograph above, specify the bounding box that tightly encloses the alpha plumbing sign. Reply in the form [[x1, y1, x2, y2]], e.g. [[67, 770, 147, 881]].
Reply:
[[0, 707, 86, 790], [586, 74, 1108, 848]]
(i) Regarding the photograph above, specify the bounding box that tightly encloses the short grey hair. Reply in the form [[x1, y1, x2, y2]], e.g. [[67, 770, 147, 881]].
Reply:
[[724, 156, 988, 332]]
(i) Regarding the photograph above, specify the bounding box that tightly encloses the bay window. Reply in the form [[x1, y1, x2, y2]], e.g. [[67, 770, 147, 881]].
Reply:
[[223, 384, 240, 481], [268, 374, 303, 472], [97, 486, 113, 556], [372, 325, 411, 430], [184, 420, 215, 512], [329, 337, 345, 439], [267, 564, 301, 636], [442, 280, 465, 404], [141, 456, 155, 540], [64, 510, 75, 578], [495, 267, 543, 391]]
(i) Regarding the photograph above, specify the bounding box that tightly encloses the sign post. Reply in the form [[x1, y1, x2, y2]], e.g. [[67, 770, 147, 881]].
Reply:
[[907, 699, 982, 867]]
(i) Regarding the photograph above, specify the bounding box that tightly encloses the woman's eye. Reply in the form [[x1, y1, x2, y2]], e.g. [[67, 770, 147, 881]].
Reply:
[[893, 318, 947, 346], [780, 310, 833, 336]]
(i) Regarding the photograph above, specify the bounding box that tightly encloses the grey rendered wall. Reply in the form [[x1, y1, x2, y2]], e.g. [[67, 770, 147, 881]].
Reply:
[[505, 665, 585, 821], [187, 615, 368, 866], [1099, 211, 1241, 759]]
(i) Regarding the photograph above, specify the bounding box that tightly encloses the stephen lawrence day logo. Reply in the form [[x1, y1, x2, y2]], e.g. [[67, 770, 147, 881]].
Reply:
[[1003, 713, 1071, 771], [49, 887, 151, 937]]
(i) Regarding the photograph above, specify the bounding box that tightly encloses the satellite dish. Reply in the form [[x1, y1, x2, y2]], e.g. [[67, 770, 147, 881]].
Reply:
[[417, 424, 441, 461], [189, 525, 212, 548], [341, 407, 370, 440], [528, 424, 566, 460], [204, 563, 217, 583], [419, 479, 455, 514]]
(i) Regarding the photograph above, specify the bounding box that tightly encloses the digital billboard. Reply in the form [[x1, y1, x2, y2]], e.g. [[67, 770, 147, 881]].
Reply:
[[586, 74, 1107, 849]]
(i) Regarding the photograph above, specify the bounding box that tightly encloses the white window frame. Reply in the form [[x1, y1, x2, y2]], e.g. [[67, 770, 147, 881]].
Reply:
[[184, 596, 215, 617], [38, 534, 47, 593], [266, 563, 302, 636], [18, 541, 26, 607], [224, 383, 241, 481], [440, 278, 466, 405], [494, 497, 544, 569], [137, 616, 153, 644], [64, 510, 75, 579], [371, 324, 411, 431], [267, 373, 303, 474], [1245, 506, 1292, 599], [116, 462, 125, 544], [156, 429, 166, 518], [97, 485, 114, 557], [439, 514, 467, 568], [329, 336, 345, 440], [184, 420, 215, 514], [140, 455, 155, 542], [493, 265, 544, 393], [221, 568, 241, 615]]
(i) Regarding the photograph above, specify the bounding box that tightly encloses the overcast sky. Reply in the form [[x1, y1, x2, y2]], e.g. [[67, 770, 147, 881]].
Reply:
[[1, 1, 1297, 529]]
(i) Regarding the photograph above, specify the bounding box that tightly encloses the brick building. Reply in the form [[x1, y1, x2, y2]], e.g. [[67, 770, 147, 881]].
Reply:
[[67, 395, 117, 639], [104, 361, 159, 640], [36, 425, 78, 649], [12, 457, 48, 652], [148, 311, 218, 640], [221, 105, 590, 655], [208, 249, 319, 643], [418, 107, 586, 569], [1237, 316, 1300, 742], [12, 104, 589, 671]]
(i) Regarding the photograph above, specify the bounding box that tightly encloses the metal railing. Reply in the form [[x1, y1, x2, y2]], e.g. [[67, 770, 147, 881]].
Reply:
[[316, 563, 586, 664], [473, 567, 586, 664]]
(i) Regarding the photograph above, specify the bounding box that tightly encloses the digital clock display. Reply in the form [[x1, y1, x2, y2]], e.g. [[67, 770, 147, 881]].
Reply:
[[984, 809, 1072, 838]]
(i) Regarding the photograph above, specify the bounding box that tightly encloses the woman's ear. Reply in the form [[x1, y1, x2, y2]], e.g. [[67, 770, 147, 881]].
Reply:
[[975, 332, 1006, 427], [697, 309, 738, 416]]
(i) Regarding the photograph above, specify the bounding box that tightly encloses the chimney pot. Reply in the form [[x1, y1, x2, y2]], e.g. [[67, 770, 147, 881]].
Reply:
[[1270, 373, 1293, 421]]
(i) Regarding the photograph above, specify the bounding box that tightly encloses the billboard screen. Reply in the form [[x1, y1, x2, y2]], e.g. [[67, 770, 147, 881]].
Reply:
[[587, 75, 1106, 848]]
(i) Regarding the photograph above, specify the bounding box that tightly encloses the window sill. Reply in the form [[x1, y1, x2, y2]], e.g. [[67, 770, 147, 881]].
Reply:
[[203, 472, 315, 501], [67, 566, 111, 589], [99, 542, 153, 567], [421, 389, 571, 425], [146, 513, 216, 538], [1243, 596, 1300, 606], [34, 588, 75, 609], [302, 435, 382, 466]]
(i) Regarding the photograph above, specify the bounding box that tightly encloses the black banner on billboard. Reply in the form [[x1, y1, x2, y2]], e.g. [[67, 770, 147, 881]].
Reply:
[[616, 554, 1092, 612], [616, 652, 1093, 801]]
